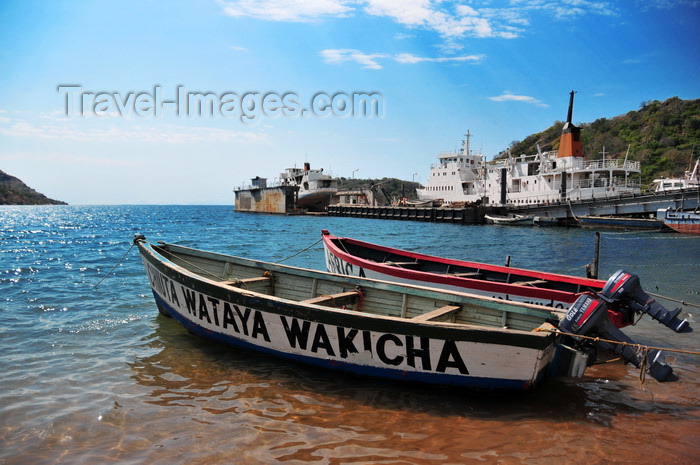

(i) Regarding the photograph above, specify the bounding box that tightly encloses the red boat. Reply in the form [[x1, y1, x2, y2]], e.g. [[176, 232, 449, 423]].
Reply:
[[321, 230, 631, 328]]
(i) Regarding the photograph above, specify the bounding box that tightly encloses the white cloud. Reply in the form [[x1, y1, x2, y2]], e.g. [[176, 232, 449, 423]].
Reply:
[[394, 53, 483, 64], [320, 49, 388, 69], [321, 48, 482, 68], [219, 0, 353, 22], [488, 92, 548, 107], [362, 0, 500, 39], [219, 1, 619, 43], [635, 0, 700, 10], [0, 119, 270, 144]]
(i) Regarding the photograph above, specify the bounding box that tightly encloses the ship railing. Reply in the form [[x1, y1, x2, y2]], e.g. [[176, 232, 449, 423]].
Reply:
[[503, 177, 642, 204], [234, 178, 290, 191], [576, 178, 641, 189], [504, 186, 643, 206], [504, 177, 641, 192], [582, 159, 641, 170]]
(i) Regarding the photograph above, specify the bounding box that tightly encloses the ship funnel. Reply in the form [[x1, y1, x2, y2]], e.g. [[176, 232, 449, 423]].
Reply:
[[304, 162, 310, 171], [558, 90, 583, 158]]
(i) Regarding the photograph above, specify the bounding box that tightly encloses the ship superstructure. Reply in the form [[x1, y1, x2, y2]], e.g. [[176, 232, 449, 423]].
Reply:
[[417, 92, 642, 206], [279, 162, 338, 212]]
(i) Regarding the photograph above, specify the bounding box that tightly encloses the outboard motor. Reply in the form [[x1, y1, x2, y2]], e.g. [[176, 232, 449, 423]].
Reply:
[[601, 270, 691, 334], [560, 293, 674, 382]]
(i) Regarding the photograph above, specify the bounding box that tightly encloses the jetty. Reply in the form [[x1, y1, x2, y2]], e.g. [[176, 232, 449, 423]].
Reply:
[[518, 187, 699, 221], [328, 204, 485, 224], [328, 188, 699, 225]]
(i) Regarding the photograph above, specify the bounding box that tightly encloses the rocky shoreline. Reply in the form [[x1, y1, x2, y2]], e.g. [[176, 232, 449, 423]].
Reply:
[[0, 170, 67, 205]]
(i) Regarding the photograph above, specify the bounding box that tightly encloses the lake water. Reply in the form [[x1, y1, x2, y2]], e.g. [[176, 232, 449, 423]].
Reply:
[[1, 205, 699, 464]]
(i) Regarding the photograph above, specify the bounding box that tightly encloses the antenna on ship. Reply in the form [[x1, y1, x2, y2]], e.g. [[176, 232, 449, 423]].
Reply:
[[465, 130, 471, 155]]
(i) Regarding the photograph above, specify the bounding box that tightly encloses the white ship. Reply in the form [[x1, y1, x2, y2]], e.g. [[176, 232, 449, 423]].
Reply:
[[651, 159, 699, 192], [279, 162, 338, 212], [416, 92, 642, 206]]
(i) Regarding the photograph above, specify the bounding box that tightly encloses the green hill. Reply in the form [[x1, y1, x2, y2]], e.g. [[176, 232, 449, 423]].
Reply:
[[336, 177, 420, 200], [0, 170, 67, 205], [501, 96, 700, 185]]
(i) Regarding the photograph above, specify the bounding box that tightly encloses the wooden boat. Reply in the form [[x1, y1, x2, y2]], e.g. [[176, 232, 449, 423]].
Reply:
[[322, 230, 606, 310], [319, 232, 690, 382], [661, 207, 700, 234], [135, 236, 590, 391], [484, 213, 534, 225]]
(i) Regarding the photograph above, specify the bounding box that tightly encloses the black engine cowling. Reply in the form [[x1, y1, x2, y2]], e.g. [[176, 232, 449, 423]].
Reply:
[[559, 293, 674, 382], [600, 270, 691, 334]]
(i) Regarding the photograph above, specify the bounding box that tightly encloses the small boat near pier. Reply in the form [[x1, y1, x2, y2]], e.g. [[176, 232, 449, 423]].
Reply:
[[484, 213, 534, 225], [576, 215, 666, 231]]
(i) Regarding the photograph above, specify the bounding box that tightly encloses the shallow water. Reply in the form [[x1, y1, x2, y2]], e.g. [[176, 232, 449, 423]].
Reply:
[[1, 205, 698, 464]]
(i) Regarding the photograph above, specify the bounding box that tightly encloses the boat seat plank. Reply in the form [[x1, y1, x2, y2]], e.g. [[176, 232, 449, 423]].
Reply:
[[301, 290, 361, 307], [223, 276, 271, 287], [450, 272, 481, 277], [512, 279, 548, 286], [384, 261, 420, 267], [412, 305, 462, 322]]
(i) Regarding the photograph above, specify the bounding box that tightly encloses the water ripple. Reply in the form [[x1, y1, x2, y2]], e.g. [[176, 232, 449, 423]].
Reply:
[[1, 205, 698, 465]]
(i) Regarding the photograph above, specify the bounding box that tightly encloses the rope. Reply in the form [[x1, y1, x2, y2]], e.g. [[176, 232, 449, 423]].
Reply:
[[277, 238, 323, 263], [94, 242, 137, 288], [639, 347, 649, 384], [592, 357, 622, 365], [534, 327, 700, 356], [224, 278, 246, 289], [567, 200, 579, 221], [152, 243, 227, 281], [647, 291, 700, 309]]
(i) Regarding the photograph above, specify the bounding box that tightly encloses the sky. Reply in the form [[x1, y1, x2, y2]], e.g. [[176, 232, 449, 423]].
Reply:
[[0, 0, 698, 205]]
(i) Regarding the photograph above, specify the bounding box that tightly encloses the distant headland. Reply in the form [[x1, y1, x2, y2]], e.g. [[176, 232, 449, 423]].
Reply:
[[0, 170, 67, 205]]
